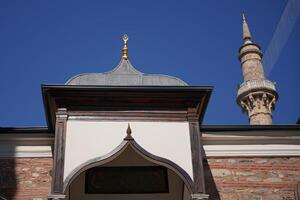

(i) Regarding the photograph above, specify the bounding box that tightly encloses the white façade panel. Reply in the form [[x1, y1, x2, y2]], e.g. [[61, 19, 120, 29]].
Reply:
[[64, 121, 193, 181], [130, 122, 193, 179], [203, 144, 300, 157]]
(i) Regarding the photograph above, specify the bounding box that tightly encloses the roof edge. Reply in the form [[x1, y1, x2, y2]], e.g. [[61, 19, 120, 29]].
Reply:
[[42, 84, 213, 90], [201, 124, 300, 131], [0, 127, 50, 134]]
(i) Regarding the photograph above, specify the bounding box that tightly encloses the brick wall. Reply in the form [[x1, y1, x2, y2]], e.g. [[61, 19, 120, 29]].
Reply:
[[1, 157, 300, 200], [205, 157, 300, 200], [0, 158, 52, 200]]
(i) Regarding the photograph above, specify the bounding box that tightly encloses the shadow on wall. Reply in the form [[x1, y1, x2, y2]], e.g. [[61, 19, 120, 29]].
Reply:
[[0, 144, 16, 200], [203, 159, 221, 200]]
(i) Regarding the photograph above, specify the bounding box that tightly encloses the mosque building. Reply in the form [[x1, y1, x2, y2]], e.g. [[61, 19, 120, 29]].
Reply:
[[0, 15, 299, 200]]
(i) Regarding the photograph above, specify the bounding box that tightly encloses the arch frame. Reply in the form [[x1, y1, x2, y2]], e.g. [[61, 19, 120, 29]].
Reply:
[[63, 137, 195, 194]]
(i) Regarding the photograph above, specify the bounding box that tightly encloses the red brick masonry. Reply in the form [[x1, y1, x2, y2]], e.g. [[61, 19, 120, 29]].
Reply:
[[0, 157, 299, 200], [205, 157, 300, 200], [0, 158, 52, 200]]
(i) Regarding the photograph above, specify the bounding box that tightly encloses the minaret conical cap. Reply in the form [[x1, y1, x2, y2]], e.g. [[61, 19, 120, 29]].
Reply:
[[242, 14, 252, 44]]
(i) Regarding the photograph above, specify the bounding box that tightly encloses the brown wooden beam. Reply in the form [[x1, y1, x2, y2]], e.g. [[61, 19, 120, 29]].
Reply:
[[51, 108, 68, 194], [188, 108, 206, 194], [67, 110, 188, 122]]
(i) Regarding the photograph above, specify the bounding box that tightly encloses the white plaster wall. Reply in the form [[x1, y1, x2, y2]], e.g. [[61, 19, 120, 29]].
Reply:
[[0, 144, 52, 157], [203, 144, 300, 157], [64, 120, 193, 181]]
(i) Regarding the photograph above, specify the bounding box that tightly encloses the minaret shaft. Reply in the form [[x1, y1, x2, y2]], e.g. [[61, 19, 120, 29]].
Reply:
[[239, 43, 265, 81], [237, 15, 278, 125]]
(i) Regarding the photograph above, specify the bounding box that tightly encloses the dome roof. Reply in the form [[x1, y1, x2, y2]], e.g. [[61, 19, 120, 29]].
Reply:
[[65, 59, 188, 86], [66, 35, 187, 86]]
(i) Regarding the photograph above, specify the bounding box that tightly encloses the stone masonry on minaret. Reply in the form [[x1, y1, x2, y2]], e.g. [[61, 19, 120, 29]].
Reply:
[[237, 14, 278, 125]]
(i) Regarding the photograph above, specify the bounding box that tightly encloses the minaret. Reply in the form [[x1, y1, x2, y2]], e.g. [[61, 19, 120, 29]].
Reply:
[[237, 14, 278, 125]]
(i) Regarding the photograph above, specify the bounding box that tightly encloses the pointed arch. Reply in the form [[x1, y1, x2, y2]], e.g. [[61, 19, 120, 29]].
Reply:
[[63, 138, 194, 194]]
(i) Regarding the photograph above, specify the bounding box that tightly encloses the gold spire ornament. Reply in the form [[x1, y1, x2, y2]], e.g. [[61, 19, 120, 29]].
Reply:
[[122, 34, 129, 60]]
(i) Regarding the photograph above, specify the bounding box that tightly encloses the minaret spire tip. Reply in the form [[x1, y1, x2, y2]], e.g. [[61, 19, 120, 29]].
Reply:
[[122, 34, 129, 60], [242, 13, 246, 22], [242, 13, 252, 44]]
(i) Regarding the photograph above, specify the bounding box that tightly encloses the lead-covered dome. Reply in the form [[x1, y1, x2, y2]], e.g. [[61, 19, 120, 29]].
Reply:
[[65, 34, 187, 86], [66, 59, 187, 86]]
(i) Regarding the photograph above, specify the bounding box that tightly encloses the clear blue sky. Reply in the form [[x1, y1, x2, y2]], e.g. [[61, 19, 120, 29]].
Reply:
[[0, 0, 299, 127]]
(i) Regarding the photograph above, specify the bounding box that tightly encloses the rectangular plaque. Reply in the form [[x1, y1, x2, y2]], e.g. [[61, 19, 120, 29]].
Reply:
[[85, 166, 169, 194]]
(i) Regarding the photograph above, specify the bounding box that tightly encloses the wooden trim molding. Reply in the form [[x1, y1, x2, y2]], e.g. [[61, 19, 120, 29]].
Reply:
[[191, 193, 210, 199], [188, 108, 206, 194], [67, 110, 188, 122], [189, 121, 206, 193], [51, 108, 68, 195]]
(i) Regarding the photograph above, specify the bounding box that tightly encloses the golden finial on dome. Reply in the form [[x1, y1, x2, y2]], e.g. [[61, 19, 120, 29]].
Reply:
[[122, 34, 128, 60]]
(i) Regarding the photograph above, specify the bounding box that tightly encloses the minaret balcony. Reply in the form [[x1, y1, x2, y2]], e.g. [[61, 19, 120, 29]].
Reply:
[[237, 79, 277, 97]]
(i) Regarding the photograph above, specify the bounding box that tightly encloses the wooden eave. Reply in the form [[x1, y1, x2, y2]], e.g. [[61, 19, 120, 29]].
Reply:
[[42, 85, 213, 132]]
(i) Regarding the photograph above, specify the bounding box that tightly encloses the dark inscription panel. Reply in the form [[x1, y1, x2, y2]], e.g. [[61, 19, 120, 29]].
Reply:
[[85, 166, 169, 194]]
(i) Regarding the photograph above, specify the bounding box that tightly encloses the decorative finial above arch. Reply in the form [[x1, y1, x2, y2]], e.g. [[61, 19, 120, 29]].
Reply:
[[124, 123, 133, 140]]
